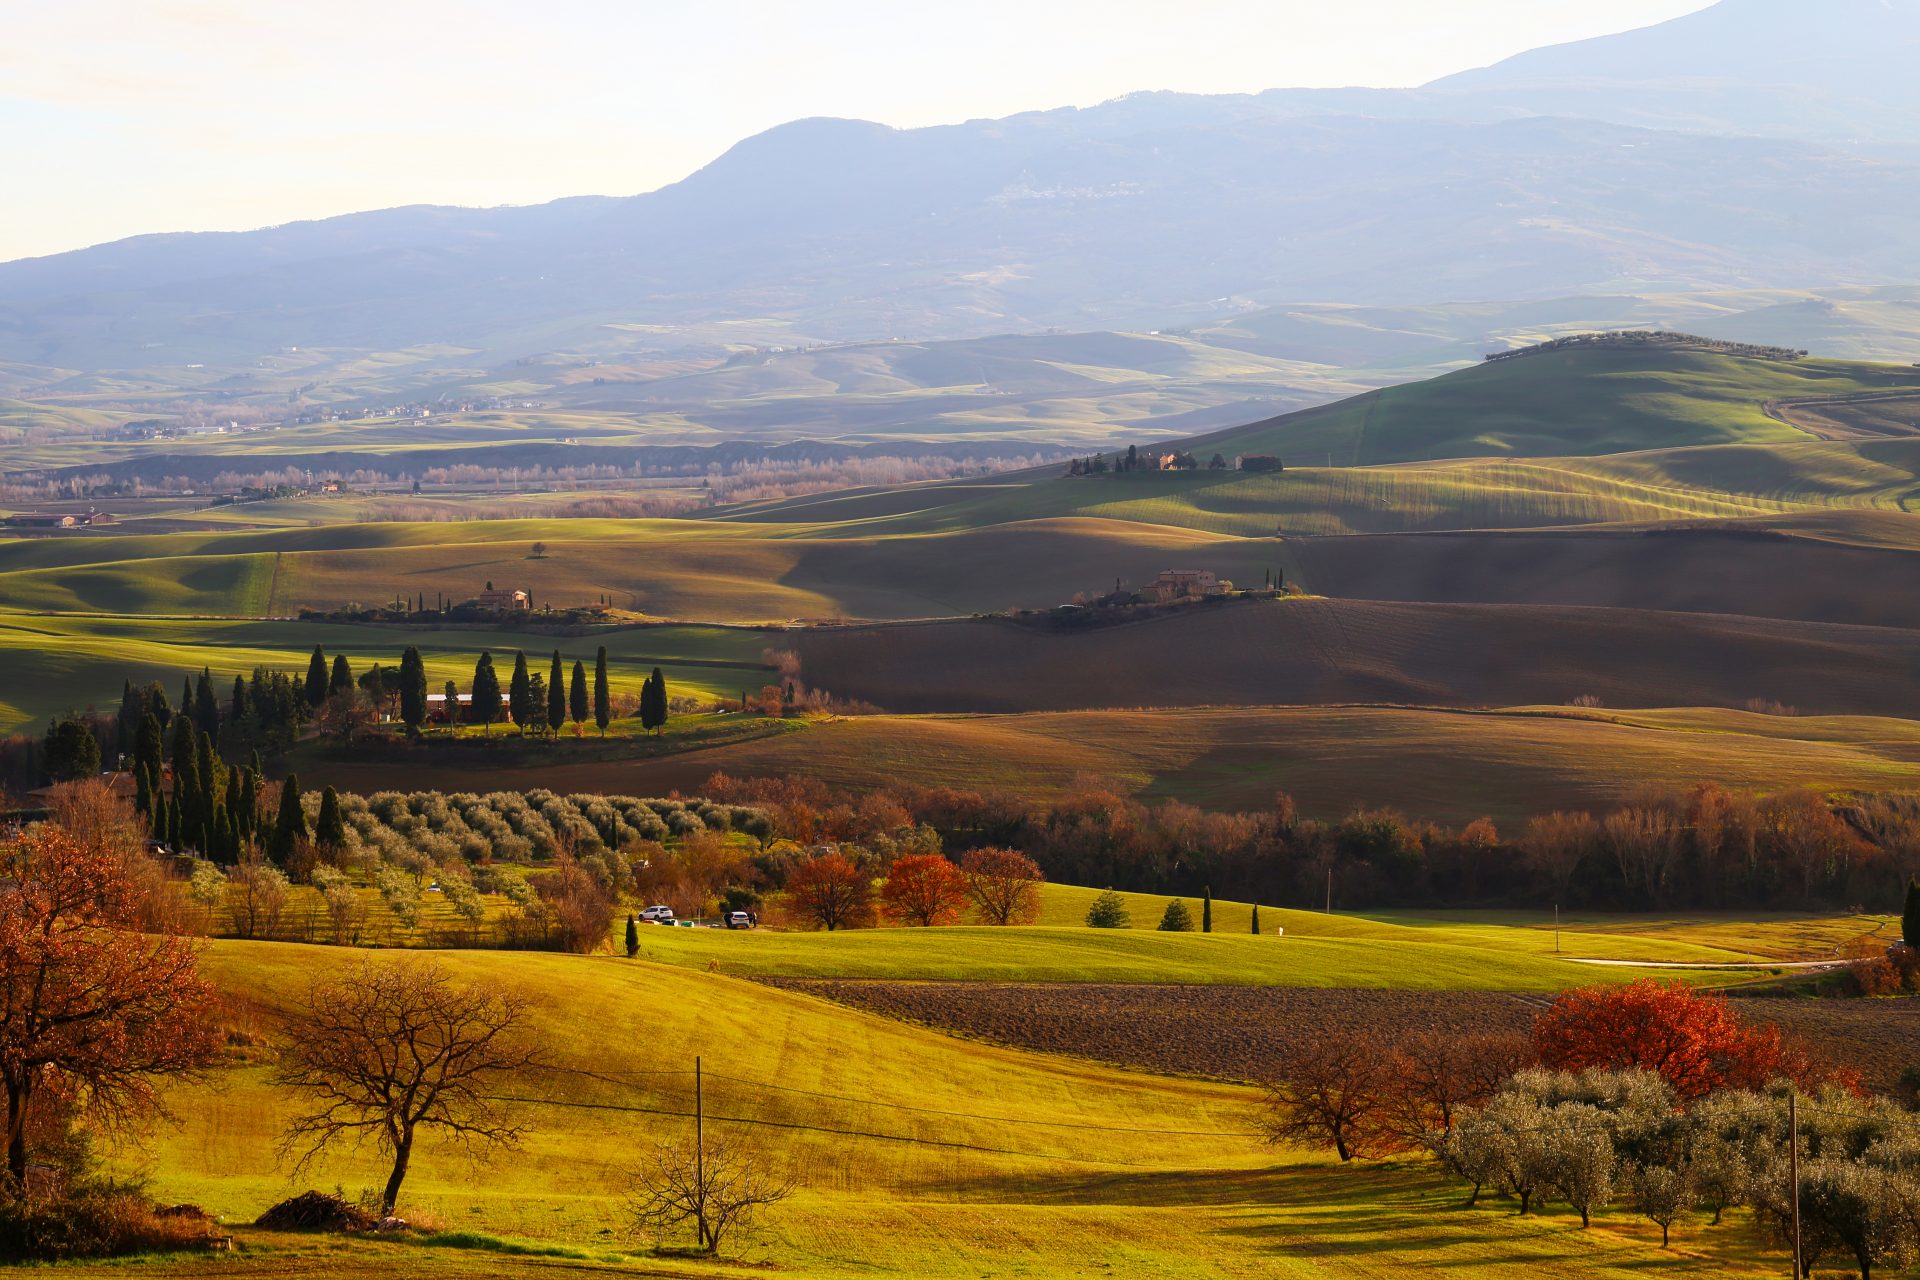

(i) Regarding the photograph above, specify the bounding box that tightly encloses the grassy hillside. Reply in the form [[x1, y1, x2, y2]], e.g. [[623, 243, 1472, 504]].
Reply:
[[787, 598, 1920, 719], [0, 613, 771, 733], [1183, 346, 1920, 465], [302, 705, 1920, 826], [107, 940, 1775, 1279]]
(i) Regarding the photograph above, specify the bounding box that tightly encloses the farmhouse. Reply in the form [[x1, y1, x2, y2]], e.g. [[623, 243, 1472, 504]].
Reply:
[[1140, 569, 1230, 601], [474, 586, 531, 611]]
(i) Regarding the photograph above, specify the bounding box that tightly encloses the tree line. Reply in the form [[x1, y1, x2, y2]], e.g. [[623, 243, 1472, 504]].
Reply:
[[700, 774, 1920, 913], [1267, 980, 1914, 1277]]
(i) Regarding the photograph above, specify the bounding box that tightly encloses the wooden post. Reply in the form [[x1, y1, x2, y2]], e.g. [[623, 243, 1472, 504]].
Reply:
[[695, 1056, 706, 1250], [1788, 1091, 1801, 1278]]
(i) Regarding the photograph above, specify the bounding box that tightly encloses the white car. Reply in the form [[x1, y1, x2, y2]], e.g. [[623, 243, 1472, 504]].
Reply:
[[640, 905, 675, 923]]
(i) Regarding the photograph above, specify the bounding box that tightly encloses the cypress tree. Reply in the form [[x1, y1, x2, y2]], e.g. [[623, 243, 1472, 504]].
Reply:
[[272, 773, 308, 861], [641, 667, 669, 736], [1202, 886, 1212, 934], [239, 766, 258, 838], [304, 646, 328, 709], [1904, 879, 1920, 949], [625, 913, 640, 958], [399, 646, 427, 733], [149, 791, 169, 844], [117, 678, 140, 750], [547, 651, 566, 733], [508, 651, 532, 733], [442, 679, 460, 726], [180, 677, 194, 724], [329, 653, 353, 698], [166, 796, 181, 848], [315, 786, 346, 850], [194, 668, 219, 735], [196, 730, 221, 824], [569, 660, 588, 728], [593, 647, 610, 736], [471, 652, 502, 735], [134, 761, 153, 815], [1251, 904, 1262, 935], [229, 675, 247, 732]]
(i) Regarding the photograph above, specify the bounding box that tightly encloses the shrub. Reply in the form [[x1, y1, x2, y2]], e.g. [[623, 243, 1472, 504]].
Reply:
[[1085, 889, 1131, 929]]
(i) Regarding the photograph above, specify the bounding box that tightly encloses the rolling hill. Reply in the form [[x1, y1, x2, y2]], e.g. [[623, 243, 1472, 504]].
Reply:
[[785, 597, 1920, 718]]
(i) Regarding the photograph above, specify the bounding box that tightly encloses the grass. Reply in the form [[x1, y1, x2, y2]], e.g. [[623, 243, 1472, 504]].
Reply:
[[87, 940, 1780, 1279], [0, 612, 771, 733], [493, 704, 1920, 825]]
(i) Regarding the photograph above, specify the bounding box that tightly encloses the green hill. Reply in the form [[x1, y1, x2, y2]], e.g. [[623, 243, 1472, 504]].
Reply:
[[1182, 344, 1920, 466]]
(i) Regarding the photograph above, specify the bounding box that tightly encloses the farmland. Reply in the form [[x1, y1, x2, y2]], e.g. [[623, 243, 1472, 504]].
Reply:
[[291, 705, 1920, 826], [86, 938, 1792, 1280]]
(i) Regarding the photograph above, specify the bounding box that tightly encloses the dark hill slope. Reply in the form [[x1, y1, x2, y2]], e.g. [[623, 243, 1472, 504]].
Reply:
[[787, 599, 1920, 716], [1286, 525, 1920, 629]]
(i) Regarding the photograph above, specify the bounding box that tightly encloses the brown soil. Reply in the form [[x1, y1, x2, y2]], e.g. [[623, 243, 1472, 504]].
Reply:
[[764, 980, 1920, 1092]]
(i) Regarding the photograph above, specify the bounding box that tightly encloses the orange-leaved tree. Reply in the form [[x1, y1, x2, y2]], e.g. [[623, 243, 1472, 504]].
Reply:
[[960, 848, 1045, 925], [785, 853, 874, 931], [0, 824, 221, 1186], [1535, 979, 1840, 1098], [879, 854, 968, 927]]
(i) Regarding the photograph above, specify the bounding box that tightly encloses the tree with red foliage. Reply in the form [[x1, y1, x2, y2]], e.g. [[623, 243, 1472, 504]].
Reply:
[[0, 825, 221, 1186], [960, 848, 1045, 925], [1535, 980, 1839, 1098], [879, 854, 968, 927], [785, 853, 874, 931]]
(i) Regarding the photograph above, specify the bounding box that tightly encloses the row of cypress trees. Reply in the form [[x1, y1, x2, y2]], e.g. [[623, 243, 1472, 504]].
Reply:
[[301, 643, 633, 736]]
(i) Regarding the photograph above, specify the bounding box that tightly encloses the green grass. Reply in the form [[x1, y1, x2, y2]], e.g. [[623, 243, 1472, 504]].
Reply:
[[95, 940, 1776, 1279], [1187, 346, 1920, 465], [0, 612, 771, 732]]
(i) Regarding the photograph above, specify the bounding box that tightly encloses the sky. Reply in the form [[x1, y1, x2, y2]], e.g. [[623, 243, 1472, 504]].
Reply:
[[1, 0, 1713, 263]]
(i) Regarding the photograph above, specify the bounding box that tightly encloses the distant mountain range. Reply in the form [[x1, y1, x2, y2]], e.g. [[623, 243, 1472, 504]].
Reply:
[[5, 0, 1920, 413]]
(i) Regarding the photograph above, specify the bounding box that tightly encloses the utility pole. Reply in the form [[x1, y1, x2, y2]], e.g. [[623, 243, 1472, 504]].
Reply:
[[695, 1056, 707, 1251], [1555, 903, 1561, 954], [1788, 1091, 1802, 1279], [1325, 868, 1332, 915]]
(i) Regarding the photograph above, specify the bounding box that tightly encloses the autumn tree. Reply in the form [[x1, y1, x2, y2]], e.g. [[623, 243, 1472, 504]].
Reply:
[[879, 854, 968, 926], [784, 853, 874, 931], [1535, 979, 1830, 1098], [0, 825, 220, 1185], [1381, 1030, 1535, 1146], [1260, 1032, 1397, 1162], [275, 958, 539, 1216], [1521, 811, 1599, 904], [960, 848, 1044, 925], [226, 858, 290, 940], [536, 853, 617, 953], [627, 1134, 795, 1255]]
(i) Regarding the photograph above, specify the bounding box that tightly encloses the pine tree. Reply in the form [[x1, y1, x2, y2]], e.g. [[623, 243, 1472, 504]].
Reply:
[[1251, 904, 1262, 935], [271, 773, 307, 862], [399, 645, 428, 733], [1085, 889, 1131, 929], [329, 653, 353, 698], [547, 651, 566, 733], [508, 652, 532, 733], [471, 652, 502, 734], [625, 914, 640, 958], [315, 786, 346, 849], [569, 659, 588, 728], [1202, 886, 1213, 933], [593, 646, 610, 736], [304, 646, 328, 709], [1904, 879, 1920, 949], [1156, 899, 1194, 932]]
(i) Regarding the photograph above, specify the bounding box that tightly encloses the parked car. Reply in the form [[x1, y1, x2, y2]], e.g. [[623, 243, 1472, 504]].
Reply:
[[725, 910, 754, 929], [640, 904, 675, 923]]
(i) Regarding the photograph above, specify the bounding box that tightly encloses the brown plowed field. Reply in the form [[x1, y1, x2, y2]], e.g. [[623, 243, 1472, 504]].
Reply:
[[1287, 527, 1920, 630], [788, 598, 1920, 717], [764, 980, 1920, 1092]]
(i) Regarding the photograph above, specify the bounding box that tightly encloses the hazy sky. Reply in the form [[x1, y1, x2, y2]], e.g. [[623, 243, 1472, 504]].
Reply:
[[2, 0, 1711, 263]]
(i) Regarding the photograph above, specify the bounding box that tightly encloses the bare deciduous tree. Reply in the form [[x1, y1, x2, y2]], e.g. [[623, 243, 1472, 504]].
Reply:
[[627, 1135, 794, 1255], [274, 958, 539, 1215], [226, 858, 289, 940], [1260, 1032, 1398, 1162]]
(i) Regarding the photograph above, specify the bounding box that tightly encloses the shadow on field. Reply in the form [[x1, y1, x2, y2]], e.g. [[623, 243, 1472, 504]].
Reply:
[[922, 1161, 1744, 1271]]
